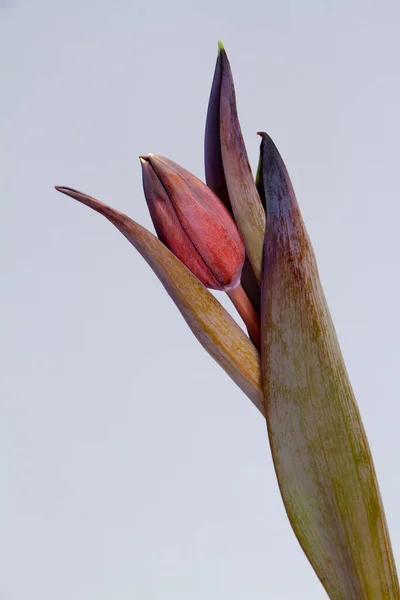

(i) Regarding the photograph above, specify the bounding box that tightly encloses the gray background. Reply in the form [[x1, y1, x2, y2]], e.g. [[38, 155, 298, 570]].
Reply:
[[1, 0, 399, 598]]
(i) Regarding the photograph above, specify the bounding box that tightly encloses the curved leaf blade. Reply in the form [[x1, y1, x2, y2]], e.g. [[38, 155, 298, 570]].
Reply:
[[55, 186, 264, 414]]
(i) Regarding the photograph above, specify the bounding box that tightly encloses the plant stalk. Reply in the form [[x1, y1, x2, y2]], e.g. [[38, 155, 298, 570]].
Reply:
[[227, 284, 261, 350]]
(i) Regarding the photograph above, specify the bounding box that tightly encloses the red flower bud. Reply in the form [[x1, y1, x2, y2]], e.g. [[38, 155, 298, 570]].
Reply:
[[140, 154, 245, 291]]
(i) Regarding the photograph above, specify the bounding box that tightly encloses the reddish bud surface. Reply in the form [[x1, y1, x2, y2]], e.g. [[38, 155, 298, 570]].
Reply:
[[140, 154, 245, 291]]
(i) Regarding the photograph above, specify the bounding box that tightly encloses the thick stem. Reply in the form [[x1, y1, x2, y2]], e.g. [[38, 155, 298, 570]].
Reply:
[[227, 284, 261, 350]]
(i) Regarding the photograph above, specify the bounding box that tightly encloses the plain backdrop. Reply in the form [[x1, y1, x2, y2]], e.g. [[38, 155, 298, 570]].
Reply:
[[1, 0, 400, 598]]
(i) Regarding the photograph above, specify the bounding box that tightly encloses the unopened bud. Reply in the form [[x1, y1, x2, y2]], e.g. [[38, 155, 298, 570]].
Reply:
[[140, 154, 245, 291]]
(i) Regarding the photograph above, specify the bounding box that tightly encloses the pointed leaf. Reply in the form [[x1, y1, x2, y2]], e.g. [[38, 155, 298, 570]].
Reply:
[[204, 41, 231, 212], [218, 45, 265, 283], [205, 43, 262, 312], [55, 186, 263, 414], [259, 133, 399, 598]]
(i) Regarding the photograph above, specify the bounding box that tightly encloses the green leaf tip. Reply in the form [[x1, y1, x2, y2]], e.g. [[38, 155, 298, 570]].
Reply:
[[217, 40, 225, 53]]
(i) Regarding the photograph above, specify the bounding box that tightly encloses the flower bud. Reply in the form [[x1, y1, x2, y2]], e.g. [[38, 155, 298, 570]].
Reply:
[[140, 154, 245, 291]]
